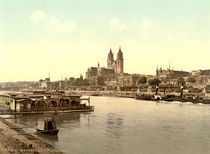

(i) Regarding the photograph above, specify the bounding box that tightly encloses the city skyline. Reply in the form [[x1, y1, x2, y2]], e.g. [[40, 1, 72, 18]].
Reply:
[[1, 0, 210, 82]]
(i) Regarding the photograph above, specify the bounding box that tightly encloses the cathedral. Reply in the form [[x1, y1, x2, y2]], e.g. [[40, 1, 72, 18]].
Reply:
[[86, 47, 124, 85], [107, 47, 124, 74]]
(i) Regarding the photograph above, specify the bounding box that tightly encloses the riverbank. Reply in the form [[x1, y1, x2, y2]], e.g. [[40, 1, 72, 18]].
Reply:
[[79, 90, 137, 98], [0, 118, 62, 154], [78, 90, 210, 104]]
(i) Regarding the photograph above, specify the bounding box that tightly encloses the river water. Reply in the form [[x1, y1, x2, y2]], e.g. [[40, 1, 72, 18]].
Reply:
[[2, 96, 210, 154]]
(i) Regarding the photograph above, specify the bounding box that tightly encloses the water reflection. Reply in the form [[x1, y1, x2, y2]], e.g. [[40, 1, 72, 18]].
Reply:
[[37, 132, 59, 142], [106, 113, 124, 138], [54, 112, 81, 127], [15, 112, 81, 126]]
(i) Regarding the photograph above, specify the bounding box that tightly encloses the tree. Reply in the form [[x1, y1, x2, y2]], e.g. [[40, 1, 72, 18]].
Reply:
[[176, 77, 185, 85], [70, 77, 89, 86], [138, 76, 147, 84], [161, 77, 169, 84], [79, 74, 83, 80], [186, 77, 196, 83], [82, 79, 90, 86], [97, 76, 105, 86], [51, 82, 59, 90], [148, 78, 161, 86]]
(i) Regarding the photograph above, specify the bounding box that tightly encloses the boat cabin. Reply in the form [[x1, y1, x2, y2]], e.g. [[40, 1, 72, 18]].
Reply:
[[36, 118, 59, 135], [6, 91, 92, 112]]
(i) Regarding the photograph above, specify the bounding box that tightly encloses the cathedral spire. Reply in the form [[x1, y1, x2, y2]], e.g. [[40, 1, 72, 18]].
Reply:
[[117, 46, 123, 59], [119, 46, 122, 52], [109, 48, 112, 53], [108, 48, 114, 61]]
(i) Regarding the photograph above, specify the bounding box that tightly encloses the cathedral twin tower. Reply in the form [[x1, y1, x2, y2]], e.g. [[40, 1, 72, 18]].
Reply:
[[86, 47, 124, 82], [107, 47, 124, 74]]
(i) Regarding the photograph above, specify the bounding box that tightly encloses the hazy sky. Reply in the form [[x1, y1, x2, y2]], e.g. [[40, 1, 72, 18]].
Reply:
[[0, 0, 210, 82]]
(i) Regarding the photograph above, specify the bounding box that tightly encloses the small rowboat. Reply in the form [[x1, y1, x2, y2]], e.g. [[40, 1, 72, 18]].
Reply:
[[36, 118, 59, 135]]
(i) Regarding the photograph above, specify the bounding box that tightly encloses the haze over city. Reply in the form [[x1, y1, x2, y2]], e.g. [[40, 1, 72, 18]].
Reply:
[[1, 0, 210, 82]]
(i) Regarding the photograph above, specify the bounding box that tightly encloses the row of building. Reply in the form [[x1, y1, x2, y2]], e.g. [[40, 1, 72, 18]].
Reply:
[[85, 47, 210, 89], [9, 47, 209, 92]]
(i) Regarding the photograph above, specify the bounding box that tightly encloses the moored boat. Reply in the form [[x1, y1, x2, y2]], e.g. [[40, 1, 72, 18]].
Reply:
[[36, 118, 59, 135], [91, 93, 102, 96], [135, 94, 152, 100], [162, 94, 176, 102]]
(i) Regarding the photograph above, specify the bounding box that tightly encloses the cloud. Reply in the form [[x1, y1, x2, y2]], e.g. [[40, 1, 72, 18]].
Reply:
[[109, 18, 160, 38], [30, 10, 47, 22], [110, 18, 127, 31], [136, 19, 161, 39], [30, 10, 76, 33], [42, 16, 76, 33], [138, 19, 160, 30], [165, 31, 188, 41]]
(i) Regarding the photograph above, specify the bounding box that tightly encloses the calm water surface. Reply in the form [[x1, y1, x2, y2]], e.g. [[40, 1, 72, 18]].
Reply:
[[3, 96, 210, 154]]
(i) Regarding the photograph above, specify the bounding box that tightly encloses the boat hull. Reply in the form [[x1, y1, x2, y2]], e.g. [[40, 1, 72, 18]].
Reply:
[[37, 129, 59, 135]]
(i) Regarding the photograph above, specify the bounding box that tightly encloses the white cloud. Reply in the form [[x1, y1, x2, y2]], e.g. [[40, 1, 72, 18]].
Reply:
[[138, 19, 160, 30], [30, 10, 47, 22], [110, 18, 127, 31], [109, 18, 160, 38], [136, 19, 161, 39], [30, 10, 77, 33], [42, 16, 77, 33]]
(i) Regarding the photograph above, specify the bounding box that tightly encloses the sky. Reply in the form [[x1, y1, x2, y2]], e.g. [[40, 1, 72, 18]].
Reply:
[[0, 0, 210, 82]]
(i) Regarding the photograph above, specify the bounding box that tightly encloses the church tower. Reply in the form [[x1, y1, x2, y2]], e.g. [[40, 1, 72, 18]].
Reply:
[[116, 47, 124, 74], [107, 48, 114, 69]]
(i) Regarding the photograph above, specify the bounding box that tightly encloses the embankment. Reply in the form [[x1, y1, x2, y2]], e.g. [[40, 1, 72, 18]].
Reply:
[[0, 118, 62, 154]]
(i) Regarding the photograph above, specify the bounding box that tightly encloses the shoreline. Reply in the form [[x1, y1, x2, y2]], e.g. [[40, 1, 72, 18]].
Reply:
[[0, 117, 62, 154], [78, 90, 210, 104]]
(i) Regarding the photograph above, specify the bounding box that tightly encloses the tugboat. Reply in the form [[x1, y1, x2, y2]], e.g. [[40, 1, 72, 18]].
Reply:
[[36, 118, 59, 135]]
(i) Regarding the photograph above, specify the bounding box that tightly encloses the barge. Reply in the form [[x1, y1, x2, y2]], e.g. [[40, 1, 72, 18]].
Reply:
[[0, 91, 94, 114]]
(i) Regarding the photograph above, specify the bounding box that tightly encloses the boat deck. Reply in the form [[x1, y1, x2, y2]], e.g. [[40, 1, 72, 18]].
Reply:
[[0, 107, 94, 115]]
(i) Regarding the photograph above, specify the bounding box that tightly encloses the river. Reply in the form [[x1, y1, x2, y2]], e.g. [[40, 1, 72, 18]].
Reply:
[[2, 96, 210, 154]]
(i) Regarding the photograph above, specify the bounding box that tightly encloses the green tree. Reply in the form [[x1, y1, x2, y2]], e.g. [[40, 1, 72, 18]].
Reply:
[[51, 82, 59, 90], [161, 77, 169, 84], [82, 79, 89, 86], [70, 77, 89, 86], [186, 76, 196, 83], [97, 76, 105, 86], [176, 77, 185, 85], [138, 76, 147, 84], [148, 78, 161, 86], [79, 74, 83, 80]]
